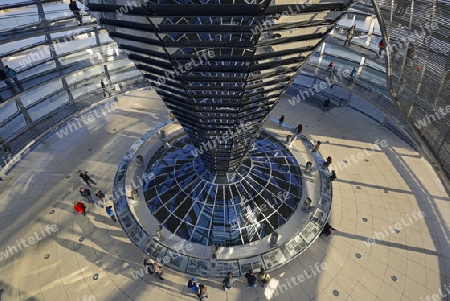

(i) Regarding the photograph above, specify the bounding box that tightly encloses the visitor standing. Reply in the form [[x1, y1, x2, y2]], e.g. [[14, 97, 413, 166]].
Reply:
[[153, 262, 164, 280], [188, 278, 200, 294], [80, 188, 94, 204], [197, 284, 208, 301], [377, 39, 385, 58], [326, 61, 334, 71], [323, 156, 332, 168], [323, 98, 331, 112], [101, 79, 110, 97], [245, 269, 257, 288], [406, 45, 415, 66], [74, 201, 86, 216], [222, 272, 235, 291], [278, 114, 284, 127], [258, 268, 271, 288], [95, 189, 105, 207], [330, 66, 337, 78], [330, 170, 337, 181], [344, 25, 355, 46], [4, 65, 23, 91], [289, 124, 303, 148], [0, 69, 14, 91], [69, 1, 83, 25], [313, 141, 321, 152], [106, 206, 117, 222], [320, 222, 337, 237], [79, 170, 96, 187], [350, 67, 357, 82], [144, 258, 154, 274]]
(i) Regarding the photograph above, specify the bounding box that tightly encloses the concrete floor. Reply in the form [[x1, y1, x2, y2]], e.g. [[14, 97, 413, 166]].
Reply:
[[0, 89, 448, 301]]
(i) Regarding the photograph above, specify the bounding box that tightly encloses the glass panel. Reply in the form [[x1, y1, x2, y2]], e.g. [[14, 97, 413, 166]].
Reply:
[[0, 114, 27, 139], [0, 100, 18, 124], [27, 90, 69, 121], [21, 80, 63, 107]]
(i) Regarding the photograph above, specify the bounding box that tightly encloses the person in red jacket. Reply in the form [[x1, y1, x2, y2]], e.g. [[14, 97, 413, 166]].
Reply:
[[74, 201, 86, 216], [378, 39, 385, 57], [326, 61, 334, 71]]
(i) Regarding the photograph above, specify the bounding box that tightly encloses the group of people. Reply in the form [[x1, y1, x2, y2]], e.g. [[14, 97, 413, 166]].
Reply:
[[144, 258, 164, 280], [326, 61, 338, 78], [278, 116, 302, 148], [188, 278, 208, 300], [73, 170, 118, 222], [326, 61, 357, 83], [244, 268, 271, 288], [183, 268, 270, 300]]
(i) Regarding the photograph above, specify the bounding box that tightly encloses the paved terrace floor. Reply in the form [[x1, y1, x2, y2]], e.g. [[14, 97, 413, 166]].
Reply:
[[0, 89, 449, 301]]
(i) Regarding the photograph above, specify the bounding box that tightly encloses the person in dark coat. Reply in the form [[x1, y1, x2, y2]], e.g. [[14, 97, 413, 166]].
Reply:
[[330, 170, 337, 181], [245, 269, 257, 287], [278, 114, 284, 127], [0, 136, 13, 154], [69, 1, 83, 25], [4, 65, 23, 91], [323, 98, 331, 111], [80, 188, 94, 203], [320, 222, 336, 236], [350, 68, 357, 82], [79, 170, 96, 186], [197, 284, 207, 300], [101, 79, 110, 97], [0, 69, 7, 81], [288, 124, 303, 148], [323, 156, 332, 168]]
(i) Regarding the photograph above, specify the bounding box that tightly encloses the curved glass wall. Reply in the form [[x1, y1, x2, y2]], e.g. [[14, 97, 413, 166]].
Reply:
[[289, 1, 422, 151], [0, 1, 148, 161], [372, 0, 450, 180]]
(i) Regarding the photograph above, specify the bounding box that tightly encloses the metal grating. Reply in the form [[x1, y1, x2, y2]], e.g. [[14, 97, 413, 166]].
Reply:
[[373, 0, 450, 179]]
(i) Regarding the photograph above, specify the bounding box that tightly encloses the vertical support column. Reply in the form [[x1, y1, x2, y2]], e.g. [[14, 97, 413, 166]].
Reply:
[[94, 27, 105, 62], [365, 16, 376, 47], [94, 27, 102, 50], [46, 34, 74, 102], [356, 56, 364, 77], [16, 98, 47, 145], [15, 98, 32, 125], [317, 42, 326, 68], [34, 0, 48, 27], [103, 65, 111, 81]]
